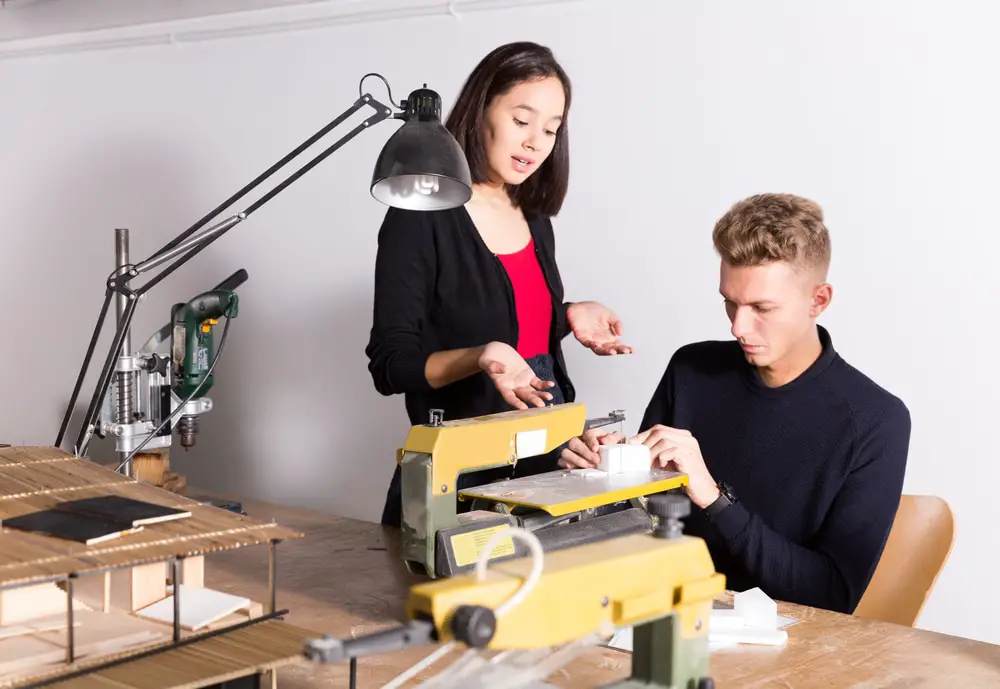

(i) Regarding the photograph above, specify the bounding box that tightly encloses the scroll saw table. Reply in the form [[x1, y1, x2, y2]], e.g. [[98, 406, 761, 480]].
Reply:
[[195, 492, 1000, 688]]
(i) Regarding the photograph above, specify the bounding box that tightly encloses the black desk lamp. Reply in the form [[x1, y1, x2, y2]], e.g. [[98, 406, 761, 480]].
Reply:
[[54, 73, 472, 460]]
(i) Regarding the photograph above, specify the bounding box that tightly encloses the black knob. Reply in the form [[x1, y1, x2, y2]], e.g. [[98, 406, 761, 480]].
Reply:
[[697, 678, 715, 689], [648, 493, 689, 539], [450, 605, 496, 648], [648, 493, 690, 520], [145, 353, 169, 376]]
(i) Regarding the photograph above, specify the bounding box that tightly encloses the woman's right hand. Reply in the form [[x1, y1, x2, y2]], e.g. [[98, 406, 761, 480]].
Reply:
[[478, 342, 555, 410]]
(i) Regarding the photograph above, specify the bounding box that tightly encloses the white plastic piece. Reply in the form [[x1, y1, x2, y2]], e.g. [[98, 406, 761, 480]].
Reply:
[[597, 443, 651, 474], [733, 587, 778, 628], [568, 468, 605, 479]]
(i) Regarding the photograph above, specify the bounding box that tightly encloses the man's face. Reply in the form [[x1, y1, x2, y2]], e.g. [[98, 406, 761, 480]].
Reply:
[[720, 260, 832, 369]]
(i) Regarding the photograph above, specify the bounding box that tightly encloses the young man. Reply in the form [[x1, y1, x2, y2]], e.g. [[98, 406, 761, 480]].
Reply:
[[560, 193, 910, 615]]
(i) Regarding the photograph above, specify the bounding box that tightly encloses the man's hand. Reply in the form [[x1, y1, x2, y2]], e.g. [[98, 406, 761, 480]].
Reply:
[[634, 425, 720, 508], [558, 429, 624, 469], [567, 301, 633, 355]]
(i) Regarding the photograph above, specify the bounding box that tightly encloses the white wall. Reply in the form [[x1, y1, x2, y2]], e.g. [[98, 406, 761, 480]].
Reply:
[[1, 0, 997, 644]]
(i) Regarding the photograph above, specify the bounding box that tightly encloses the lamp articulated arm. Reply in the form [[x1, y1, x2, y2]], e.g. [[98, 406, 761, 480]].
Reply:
[[55, 74, 472, 458]]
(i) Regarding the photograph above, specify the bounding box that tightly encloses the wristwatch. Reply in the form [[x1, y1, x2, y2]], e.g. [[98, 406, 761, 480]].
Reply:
[[704, 480, 737, 518]]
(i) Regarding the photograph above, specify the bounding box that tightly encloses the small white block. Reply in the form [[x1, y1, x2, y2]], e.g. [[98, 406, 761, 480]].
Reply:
[[734, 587, 778, 629], [598, 444, 651, 474]]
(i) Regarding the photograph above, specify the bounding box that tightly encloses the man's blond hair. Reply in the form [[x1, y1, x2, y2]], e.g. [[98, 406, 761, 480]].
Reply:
[[712, 194, 831, 279]]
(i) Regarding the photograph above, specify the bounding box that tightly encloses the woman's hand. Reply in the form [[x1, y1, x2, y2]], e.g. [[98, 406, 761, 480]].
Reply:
[[567, 301, 633, 355], [478, 342, 555, 409]]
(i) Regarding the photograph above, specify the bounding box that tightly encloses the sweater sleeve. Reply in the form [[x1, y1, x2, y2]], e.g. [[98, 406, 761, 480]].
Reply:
[[639, 354, 677, 431], [709, 398, 911, 613], [364, 207, 437, 396]]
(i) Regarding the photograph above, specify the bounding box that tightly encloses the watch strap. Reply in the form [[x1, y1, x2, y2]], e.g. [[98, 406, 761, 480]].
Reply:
[[703, 492, 732, 517], [704, 480, 736, 518]]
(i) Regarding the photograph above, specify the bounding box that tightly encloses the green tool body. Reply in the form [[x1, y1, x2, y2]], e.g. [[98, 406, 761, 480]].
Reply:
[[170, 290, 239, 400]]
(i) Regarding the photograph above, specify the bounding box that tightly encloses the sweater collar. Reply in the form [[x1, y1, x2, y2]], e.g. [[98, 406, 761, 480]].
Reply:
[[742, 325, 838, 396]]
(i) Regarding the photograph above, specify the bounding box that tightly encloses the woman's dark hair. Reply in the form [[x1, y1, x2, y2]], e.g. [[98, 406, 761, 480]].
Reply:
[[445, 41, 572, 217]]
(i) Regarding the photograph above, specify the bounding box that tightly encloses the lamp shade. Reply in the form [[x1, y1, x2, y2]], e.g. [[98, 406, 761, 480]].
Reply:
[[371, 86, 472, 211]]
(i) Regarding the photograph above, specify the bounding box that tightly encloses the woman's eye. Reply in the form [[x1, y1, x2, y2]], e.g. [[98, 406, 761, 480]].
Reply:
[[513, 118, 528, 126]]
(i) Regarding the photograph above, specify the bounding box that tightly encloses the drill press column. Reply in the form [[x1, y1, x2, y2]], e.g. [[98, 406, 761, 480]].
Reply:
[[114, 228, 135, 477]]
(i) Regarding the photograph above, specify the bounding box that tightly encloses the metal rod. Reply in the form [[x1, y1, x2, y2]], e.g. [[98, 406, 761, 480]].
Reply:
[[244, 111, 390, 217], [268, 540, 277, 614], [65, 574, 75, 663], [134, 215, 243, 276], [173, 558, 181, 642], [54, 289, 113, 449], [114, 228, 132, 358], [74, 296, 139, 456], [20, 609, 289, 689], [114, 228, 134, 477], [146, 95, 373, 262], [350, 658, 357, 689]]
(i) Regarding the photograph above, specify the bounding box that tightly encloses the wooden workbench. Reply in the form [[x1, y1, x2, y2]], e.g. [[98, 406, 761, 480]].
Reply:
[[202, 493, 1000, 688]]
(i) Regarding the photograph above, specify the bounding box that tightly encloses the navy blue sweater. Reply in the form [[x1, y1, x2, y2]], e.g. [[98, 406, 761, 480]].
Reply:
[[639, 326, 910, 614]]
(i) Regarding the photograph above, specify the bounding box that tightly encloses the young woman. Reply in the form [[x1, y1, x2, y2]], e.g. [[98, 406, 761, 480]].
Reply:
[[365, 41, 631, 527]]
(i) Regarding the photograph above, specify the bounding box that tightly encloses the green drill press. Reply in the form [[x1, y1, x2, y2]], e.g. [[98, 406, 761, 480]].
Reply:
[[170, 289, 239, 449]]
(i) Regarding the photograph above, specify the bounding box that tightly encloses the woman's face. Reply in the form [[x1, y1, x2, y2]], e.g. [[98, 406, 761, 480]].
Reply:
[[482, 76, 565, 186]]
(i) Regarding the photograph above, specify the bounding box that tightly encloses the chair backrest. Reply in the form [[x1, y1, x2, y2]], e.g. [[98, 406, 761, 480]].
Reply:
[[854, 494, 955, 627]]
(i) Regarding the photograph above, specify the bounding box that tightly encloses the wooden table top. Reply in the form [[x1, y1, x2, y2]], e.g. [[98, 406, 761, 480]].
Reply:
[[201, 493, 1000, 688]]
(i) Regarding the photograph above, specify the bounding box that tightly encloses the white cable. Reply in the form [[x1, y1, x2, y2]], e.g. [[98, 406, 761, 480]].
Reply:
[[380, 640, 457, 689], [381, 527, 544, 688], [474, 526, 544, 617]]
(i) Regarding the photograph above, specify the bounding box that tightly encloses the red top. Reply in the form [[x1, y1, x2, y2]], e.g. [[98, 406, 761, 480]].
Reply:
[[496, 237, 552, 358]]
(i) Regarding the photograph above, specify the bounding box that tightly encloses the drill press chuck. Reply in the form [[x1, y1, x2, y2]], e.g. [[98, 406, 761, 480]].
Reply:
[[177, 415, 199, 450]]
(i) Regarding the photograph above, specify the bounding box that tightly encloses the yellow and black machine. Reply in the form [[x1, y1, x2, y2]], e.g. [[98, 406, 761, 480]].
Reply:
[[394, 402, 690, 579], [303, 492, 726, 688]]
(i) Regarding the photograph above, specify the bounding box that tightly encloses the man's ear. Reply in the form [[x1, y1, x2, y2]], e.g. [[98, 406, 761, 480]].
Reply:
[[811, 283, 833, 317]]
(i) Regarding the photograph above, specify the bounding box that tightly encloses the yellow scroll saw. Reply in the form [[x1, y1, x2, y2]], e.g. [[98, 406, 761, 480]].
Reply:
[[305, 492, 725, 689], [395, 402, 689, 578]]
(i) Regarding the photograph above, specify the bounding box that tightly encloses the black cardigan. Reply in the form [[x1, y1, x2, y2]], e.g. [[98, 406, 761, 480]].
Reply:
[[365, 205, 577, 427]]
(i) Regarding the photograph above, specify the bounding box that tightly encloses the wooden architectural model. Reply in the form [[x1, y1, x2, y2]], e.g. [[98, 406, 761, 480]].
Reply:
[[0, 446, 317, 688]]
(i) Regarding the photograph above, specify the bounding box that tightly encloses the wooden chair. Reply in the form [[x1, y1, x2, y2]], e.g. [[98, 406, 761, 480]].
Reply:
[[854, 494, 955, 627]]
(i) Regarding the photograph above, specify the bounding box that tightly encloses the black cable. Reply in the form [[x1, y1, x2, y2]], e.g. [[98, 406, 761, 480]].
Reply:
[[113, 304, 235, 473], [359, 72, 398, 108]]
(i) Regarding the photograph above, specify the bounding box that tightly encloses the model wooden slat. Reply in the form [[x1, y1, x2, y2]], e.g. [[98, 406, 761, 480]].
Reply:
[[0, 458, 132, 499], [0, 447, 302, 590], [19, 619, 316, 689]]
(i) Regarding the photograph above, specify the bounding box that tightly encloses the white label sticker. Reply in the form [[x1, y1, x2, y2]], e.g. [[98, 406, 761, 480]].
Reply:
[[515, 429, 547, 459]]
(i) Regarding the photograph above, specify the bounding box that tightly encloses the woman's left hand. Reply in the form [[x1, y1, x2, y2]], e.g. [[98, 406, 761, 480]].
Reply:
[[567, 301, 633, 355]]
